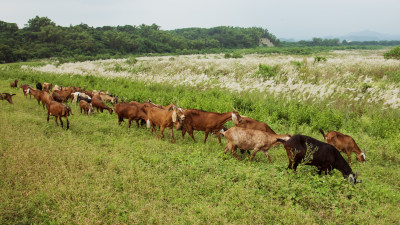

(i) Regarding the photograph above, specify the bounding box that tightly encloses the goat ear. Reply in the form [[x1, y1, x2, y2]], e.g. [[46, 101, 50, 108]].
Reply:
[[172, 110, 177, 122], [232, 113, 239, 124]]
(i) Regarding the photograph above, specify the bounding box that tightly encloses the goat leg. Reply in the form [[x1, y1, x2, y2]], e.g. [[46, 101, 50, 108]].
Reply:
[[160, 126, 165, 139], [249, 149, 260, 161], [59, 117, 63, 128], [203, 129, 210, 143], [169, 128, 175, 143], [66, 117, 69, 130], [264, 151, 272, 163]]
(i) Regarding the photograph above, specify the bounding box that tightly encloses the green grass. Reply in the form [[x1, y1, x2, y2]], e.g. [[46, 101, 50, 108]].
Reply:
[[1, 69, 400, 224]]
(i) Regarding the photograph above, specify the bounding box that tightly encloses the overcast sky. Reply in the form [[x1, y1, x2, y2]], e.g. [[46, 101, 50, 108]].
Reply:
[[1, 0, 400, 40]]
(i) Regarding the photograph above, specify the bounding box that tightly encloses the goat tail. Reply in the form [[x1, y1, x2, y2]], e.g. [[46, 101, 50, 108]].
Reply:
[[319, 129, 326, 139], [276, 138, 287, 144]]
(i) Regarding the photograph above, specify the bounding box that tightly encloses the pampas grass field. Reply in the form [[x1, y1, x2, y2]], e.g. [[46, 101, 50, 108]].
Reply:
[[1, 50, 400, 224]]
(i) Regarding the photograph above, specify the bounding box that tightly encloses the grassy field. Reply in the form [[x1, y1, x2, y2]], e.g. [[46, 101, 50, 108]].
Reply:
[[1, 53, 400, 224]]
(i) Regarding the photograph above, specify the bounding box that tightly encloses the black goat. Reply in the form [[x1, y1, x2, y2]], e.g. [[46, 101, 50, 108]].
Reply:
[[36, 82, 43, 90], [278, 135, 361, 184]]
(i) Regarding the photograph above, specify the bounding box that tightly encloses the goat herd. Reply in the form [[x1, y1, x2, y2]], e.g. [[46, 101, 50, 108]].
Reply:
[[3, 79, 366, 184]]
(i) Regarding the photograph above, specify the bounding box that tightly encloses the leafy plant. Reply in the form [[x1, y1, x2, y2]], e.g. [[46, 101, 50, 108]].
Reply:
[[254, 64, 279, 79], [383, 46, 400, 60]]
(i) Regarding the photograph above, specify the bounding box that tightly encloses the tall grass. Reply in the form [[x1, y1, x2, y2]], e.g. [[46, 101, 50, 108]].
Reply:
[[1, 63, 400, 224]]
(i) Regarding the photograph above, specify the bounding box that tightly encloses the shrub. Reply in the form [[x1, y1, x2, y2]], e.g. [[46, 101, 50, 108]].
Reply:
[[314, 56, 327, 63], [383, 46, 400, 60], [254, 64, 279, 79]]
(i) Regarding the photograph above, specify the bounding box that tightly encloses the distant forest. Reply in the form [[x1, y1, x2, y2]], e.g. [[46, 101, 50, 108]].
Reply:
[[1, 16, 400, 63]]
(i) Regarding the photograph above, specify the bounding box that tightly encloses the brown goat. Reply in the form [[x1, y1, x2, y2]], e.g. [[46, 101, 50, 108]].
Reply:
[[10, 79, 18, 88], [319, 129, 366, 165], [83, 90, 93, 98], [100, 93, 118, 104], [39, 90, 53, 110], [233, 116, 277, 154], [27, 87, 42, 105], [91, 98, 113, 114], [0, 93, 16, 104], [221, 127, 291, 161], [47, 101, 72, 130], [42, 83, 52, 92], [53, 89, 73, 102], [144, 106, 185, 143], [19, 84, 31, 98], [114, 102, 148, 128], [234, 116, 276, 134], [79, 100, 93, 116], [182, 109, 241, 143], [52, 91, 67, 103]]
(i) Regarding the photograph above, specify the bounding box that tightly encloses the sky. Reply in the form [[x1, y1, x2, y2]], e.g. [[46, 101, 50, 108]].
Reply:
[[1, 0, 400, 40]]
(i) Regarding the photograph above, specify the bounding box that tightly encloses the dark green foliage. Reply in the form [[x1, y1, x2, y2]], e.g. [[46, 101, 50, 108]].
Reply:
[[383, 46, 400, 60], [0, 17, 280, 63]]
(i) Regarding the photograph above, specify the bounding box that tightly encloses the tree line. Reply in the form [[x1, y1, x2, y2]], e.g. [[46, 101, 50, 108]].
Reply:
[[1, 16, 400, 63], [0, 16, 280, 63]]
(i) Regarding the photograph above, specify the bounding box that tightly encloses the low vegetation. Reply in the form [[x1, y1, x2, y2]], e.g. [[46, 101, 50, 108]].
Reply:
[[1, 50, 400, 223]]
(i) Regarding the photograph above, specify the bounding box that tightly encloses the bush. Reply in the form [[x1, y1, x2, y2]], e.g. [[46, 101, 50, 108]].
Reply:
[[314, 56, 327, 63], [254, 64, 279, 80], [383, 46, 400, 60]]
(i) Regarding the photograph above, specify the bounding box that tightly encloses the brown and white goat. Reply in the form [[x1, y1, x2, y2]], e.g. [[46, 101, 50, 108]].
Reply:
[[91, 98, 113, 114], [79, 100, 93, 116], [182, 109, 241, 143], [0, 93, 16, 104], [144, 106, 185, 143], [26, 87, 42, 105], [19, 84, 31, 98], [319, 129, 366, 165], [114, 102, 148, 128], [10, 79, 18, 88], [47, 101, 72, 130], [221, 127, 291, 161]]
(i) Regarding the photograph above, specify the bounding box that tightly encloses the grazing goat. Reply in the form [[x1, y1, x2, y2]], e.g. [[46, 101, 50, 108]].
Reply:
[[144, 106, 185, 143], [100, 93, 118, 104], [52, 85, 61, 92], [182, 109, 241, 143], [0, 93, 16, 104], [83, 90, 93, 98], [47, 101, 72, 130], [52, 91, 67, 103], [36, 82, 43, 90], [42, 83, 52, 92], [129, 101, 149, 127], [79, 100, 93, 116], [114, 102, 148, 128], [91, 98, 113, 114], [40, 90, 53, 109], [72, 92, 92, 104], [53, 89, 73, 102], [233, 116, 277, 154], [19, 84, 31, 98], [234, 116, 276, 134], [221, 127, 291, 161], [278, 135, 361, 184], [26, 87, 42, 105], [10, 79, 18, 88], [319, 129, 366, 165]]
